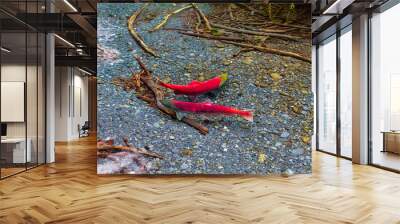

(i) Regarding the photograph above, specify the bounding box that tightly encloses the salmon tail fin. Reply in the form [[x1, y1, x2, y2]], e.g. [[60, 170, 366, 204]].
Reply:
[[240, 110, 254, 122], [159, 81, 180, 92], [158, 81, 169, 88]]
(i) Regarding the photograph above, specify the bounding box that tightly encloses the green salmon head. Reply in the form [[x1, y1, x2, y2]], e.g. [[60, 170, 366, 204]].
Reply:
[[161, 99, 180, 111], [161, 99, 173, 109], [219, 73, 228, 87]]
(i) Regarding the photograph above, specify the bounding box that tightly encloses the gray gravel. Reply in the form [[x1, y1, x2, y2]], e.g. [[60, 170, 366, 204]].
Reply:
[[97, 3, 313, 175]]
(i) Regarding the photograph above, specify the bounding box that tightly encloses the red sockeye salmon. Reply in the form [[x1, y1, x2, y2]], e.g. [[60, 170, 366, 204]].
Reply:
[[158, 73, 228, 95], [161, 99, 253, 122]]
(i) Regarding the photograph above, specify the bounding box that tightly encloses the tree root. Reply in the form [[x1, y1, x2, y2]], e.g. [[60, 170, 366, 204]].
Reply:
[[149, 4, 193, 32], [179, 31, 247, 42], [210, 22, 301, 41], [127, 3, 159, 57], [221, 41, 311, 63], [192, 3, 212, 31], [194, 9, 202, 32]]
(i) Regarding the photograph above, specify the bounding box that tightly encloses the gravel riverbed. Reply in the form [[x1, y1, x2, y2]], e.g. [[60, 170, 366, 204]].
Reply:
[[97, 3, 313, 175]]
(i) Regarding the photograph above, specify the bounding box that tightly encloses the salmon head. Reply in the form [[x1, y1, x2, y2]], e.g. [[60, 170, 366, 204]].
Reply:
[[219, 73, 228, 87], [161, 99, 177, 111]]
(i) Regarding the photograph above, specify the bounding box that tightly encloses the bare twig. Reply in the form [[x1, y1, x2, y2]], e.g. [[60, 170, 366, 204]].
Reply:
[[98, 140, 164, 159], [210, 23, 301, 41], [149, 4, 193, 32], [221, 41, 311, 63], [236, 3, 267, 17], [127, 4, 159, 57], [266, 21, 310, 30], [194, 9, 202, 32], [228, 4, 234, 20], [179, 31, 247, 42], [134, 56, 209, 135], [192, 3, 212, 31], [233, 4, 310, 30]]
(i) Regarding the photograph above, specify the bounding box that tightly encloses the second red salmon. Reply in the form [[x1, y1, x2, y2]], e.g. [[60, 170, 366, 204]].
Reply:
[[158, 73, 228, 96]]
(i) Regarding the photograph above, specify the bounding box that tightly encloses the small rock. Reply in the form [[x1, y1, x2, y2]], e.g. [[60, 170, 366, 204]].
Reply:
[[280, 131, 290, 138], [282, 169, 294, 177], [242, 57, 253, 65], [301, 136, 311, 144], [181, 148, 193, 157], [223, 59, 232, 65], [292, 105, 301, 114], [291, 148, 304, 155], [258, 153, 266, 163], [181, 163, 189, 169], [270, 73, 282, 81]]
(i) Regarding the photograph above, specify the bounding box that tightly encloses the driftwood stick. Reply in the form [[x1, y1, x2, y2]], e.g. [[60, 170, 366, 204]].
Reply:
[[233, 4, 310, 30], [266, 21, 310, 30], [134, 56, 209, 135], [221, 41, 311, 63], [192, 3, 212, 31], [228, 4, 234, 20], [149, 4, 193, 32], [194, 9, 202, 32], [127, 4, 159, 57], [98, 144, 164, 159], [236, 3, 268, 17], [239, 25, 292, 34], [179, 31, 247, 42], [236, 20, 309, 30], [210, 22, 301, 41]]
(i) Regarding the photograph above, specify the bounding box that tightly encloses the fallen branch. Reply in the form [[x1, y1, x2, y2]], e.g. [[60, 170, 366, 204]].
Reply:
[[266, 21, 310, 30], [228, 4, 234, 20], [98, 139, 164, 159], [134, 56, 209, 135], [236, 3, 268, 18], [127, 4, 159, 57], [232, 48, 254, 57], [179, 31, 247, 42], [238, 25, 292, 34], [194, 9, 202, 32], [192, 3, 212, 31], [231, 5, 310, 31], [210, 22, 301, 41], [149, 4, 193, 32], [221, 41, 311, 63]]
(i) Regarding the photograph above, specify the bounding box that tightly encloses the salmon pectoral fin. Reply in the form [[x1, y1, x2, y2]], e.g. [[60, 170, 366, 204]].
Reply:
[[240, 111, 254, 122], [206, 89, 221, 98], [174, 90, 184, 95], [175, 111, 188, 120]]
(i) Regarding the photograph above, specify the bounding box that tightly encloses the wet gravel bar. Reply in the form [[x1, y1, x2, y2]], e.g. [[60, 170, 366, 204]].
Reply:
[[97, 3, 313, 175]]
